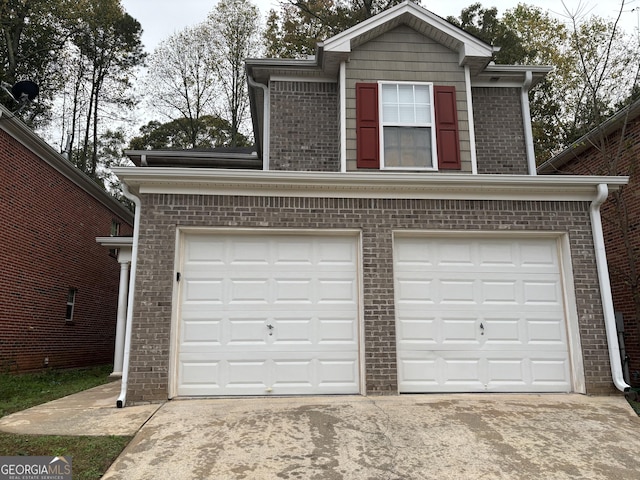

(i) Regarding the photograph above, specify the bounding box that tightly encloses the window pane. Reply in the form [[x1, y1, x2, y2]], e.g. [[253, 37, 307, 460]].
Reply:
[[381, 84, 397, 103], [383, 105, 398, 123], [398, 84, 414, 103], [384, 127, 431, 168], [415, 104, 431, 123], [398, 104, 414, 123], [414, 85, 430, 104]]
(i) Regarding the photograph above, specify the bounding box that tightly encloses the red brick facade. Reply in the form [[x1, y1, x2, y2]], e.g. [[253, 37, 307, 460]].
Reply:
[[0, 127, 133, 372], [541, 107, 640, 386]]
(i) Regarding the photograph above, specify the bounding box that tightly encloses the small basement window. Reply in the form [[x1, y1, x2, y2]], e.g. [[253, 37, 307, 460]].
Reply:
[[66, 288, 77, 323]]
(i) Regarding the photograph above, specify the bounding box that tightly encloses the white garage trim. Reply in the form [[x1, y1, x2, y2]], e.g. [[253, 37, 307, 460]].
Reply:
[[393, 230, 584, 393], [169, 228, 364, 397]]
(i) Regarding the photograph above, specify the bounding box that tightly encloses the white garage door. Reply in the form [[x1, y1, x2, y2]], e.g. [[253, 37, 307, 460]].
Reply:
[[394, 236, 572, 393], [176, 232, 360, 396]]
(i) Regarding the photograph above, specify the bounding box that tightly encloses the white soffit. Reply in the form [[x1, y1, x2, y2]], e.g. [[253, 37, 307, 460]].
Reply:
[[112, 168, 628, 202]]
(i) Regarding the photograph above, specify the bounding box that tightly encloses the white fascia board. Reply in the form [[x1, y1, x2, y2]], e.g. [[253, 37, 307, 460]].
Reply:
[[112, 167, 628, 202], [270, 75, 337, 83], [471, 81, 526, 88]]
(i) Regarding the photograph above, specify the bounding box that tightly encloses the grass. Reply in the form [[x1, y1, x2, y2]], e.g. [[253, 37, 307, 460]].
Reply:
[[0, 365, 133, 480], [627, 388, 640, 415]]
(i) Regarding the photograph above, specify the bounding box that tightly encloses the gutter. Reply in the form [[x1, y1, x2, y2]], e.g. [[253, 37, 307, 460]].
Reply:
[[247, 75, 270, 170], [116, 183, 142, 408], [590, 183, 630, 392], [521, 70, 536, 175]]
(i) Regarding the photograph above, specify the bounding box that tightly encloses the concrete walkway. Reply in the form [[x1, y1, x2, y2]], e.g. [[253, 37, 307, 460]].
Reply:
[[2, 384, 640, 479], [0, 381, 161, 436]]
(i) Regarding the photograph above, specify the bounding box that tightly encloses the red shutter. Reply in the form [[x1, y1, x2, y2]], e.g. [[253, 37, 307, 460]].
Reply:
[[434, 85, 461, 170], [356, 83, 379, 169]]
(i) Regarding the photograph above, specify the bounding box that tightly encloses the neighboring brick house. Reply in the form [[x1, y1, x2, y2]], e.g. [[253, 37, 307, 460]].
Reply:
[[114, 2, 629, 405], [538, 99, 640, 387], [0, 105, 134, 372]]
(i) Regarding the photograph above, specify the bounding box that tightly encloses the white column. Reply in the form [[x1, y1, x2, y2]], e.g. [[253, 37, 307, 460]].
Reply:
[[112, 261, 130, 376]]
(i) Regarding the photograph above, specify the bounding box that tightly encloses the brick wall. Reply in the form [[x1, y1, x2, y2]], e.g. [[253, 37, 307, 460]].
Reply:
[[546, 114, 640, 385], [126, 193, 614, 403], [472, 87, 529, 175], [269, 81, 340, 171], [0, 130, 133, 372]]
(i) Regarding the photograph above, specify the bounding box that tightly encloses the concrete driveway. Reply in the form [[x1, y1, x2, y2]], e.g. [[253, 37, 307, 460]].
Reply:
[[101, 394, 640, 480]]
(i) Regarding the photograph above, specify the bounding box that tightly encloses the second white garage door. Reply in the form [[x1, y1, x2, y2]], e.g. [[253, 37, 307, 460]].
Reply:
[[175, 232, 360, 396], [394, 235, 573, 393]]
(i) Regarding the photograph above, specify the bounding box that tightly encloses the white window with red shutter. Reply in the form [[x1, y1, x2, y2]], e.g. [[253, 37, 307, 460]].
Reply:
[[380, 82, 437, 170], [356, 82, 461, 171]]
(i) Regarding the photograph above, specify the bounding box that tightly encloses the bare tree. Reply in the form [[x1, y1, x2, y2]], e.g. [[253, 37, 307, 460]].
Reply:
[[548, 0, 640, 379], [206, 0, 262, 146], [145, 25, 220, 148]]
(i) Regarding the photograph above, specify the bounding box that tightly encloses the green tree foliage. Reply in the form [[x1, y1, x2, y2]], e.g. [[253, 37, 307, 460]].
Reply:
[[0, 0, 81, 123], [129, 116, 251, 150], [446, 3, 526, 64], [1, 0, 145, 190], [67, 0, 145, 176], [264, 0, 407, 58], [448, 2, 639, 162]]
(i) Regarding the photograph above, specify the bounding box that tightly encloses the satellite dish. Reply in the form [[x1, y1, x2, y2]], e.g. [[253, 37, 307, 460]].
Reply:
[[11, 80, 39, 103]]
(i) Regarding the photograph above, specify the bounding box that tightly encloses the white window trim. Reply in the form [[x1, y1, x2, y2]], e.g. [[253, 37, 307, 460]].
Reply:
[[66, 288, 77, 323], [378, 81, 438, 171]]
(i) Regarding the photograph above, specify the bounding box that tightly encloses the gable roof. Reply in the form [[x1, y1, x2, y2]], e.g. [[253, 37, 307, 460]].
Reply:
[[246, 1, 498, 85], [0, 105, 133, 223], [538, 98, 640, 174], [321, 1, 499, 73]]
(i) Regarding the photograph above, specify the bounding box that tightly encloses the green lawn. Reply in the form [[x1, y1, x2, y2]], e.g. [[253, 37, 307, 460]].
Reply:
[[0, 365, 132, 480]]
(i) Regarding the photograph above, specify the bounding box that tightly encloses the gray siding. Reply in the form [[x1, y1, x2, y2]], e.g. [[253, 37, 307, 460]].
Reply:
[[345, 25, 470, 172], [126, 194, 614, 404], [269, 81, 340, 171], [472, 87, 529, 174]]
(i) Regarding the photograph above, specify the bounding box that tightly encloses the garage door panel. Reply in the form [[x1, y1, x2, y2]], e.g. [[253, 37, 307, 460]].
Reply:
[[397, 316, 437, 345], [178, 352, 359, 396], [183, 279, 224, 303], [318, 279, 357, 303], [530, 358, 571, 385], [523, 281, 562, 304], [181, 319, 222, 346], [318, 317, 359, 344], [177, 233, 360, 396], [395, 236, 572, 393], [441, 318, 481, 345]]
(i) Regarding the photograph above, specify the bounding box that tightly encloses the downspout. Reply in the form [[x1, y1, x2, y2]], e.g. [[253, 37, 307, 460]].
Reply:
[[590, 183, 630, 392], [521, 70, 537, 175], [464, 65, 478, 175], [340, 61, 347, 173], [116, 183, 141, 408], [247, 75, 270, 170]]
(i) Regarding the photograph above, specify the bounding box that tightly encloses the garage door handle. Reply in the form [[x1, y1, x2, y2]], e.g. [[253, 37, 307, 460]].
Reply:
[[480, 323, 484, 335], [267, 324, 274, 336]]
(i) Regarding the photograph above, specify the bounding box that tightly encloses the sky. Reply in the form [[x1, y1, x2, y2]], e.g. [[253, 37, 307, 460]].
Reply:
[[120, 0, 639, 53]]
